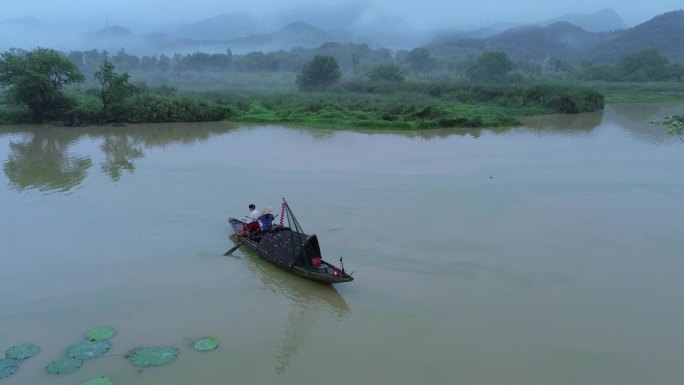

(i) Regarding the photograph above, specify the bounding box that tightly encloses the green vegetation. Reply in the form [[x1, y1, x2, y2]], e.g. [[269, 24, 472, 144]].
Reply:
[[654, 115, 684, 136], [588, 82, 684, 104], [126, 346, 178, 367], [578, 49, 684, 82], [367, 63, 404, 82], [3, 44, 683, 129], [0, 48, 84, 122], [466, 51, 513, 83], [217, 83, 603, 129], [295, 55, 342, 91]]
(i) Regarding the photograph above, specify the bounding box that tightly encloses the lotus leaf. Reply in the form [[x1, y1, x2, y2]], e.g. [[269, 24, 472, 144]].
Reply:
[[193, 337, 219, 351], [84, 326, 117, 341], [126, 346, 178, 367], [83, 376, 114, 385], [0, 353, 5, 360], [65, 340, 111, 360], [45, 358, 83, 375], [6, 343, 40, 360], [0, 359, 20, 379]]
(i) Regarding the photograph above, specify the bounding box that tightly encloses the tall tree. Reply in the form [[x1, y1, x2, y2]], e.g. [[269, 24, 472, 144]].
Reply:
[[404, 48, 436, 73], [295, 55, 341, 91], [367, 63, 404, 82], [94, 59, 132, 121], [0, 48, 84, 122], [466, 51, 513, 83]]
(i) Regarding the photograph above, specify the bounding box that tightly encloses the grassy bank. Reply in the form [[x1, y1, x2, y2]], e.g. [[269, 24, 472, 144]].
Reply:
[[585, 81, 684, 104], [1, 81, 604, 129], [202, 82, 604, 129]]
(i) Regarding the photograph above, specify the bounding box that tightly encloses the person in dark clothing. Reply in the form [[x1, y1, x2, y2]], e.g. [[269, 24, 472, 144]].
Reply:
[[259, 207, 275, 232]]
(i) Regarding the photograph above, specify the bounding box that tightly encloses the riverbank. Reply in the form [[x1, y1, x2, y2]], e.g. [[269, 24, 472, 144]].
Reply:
[[219, 83, 603, 129], [10, 80, 684, 129], [0, 81, 604, 129]]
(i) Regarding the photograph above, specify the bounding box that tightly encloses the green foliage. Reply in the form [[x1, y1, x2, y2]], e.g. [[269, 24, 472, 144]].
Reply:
[[0, 358, 20, 379], [45, 358, 83, 375], [64, 340, 111, 360], [296, 55, 341, 91], [578, 49, 684, 82], [95, 60, 133, 121], [467, 52, 513, 83], [366, 63, 404, 82], [125, 93, 233, 123], [402, 48, 436, 73], [226, 81, 603, 129], [193, 337, 219, 351], [83, 377, 114, 385], [655, 115, 684, 135], [0, 48, 84, 122], [617, 49, 670, 81], [84, 326, 117, 341], [126, 346, 178, 367], [5, 343, 40, 360]]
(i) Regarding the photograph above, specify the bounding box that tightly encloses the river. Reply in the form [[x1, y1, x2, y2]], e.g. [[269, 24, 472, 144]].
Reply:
[[1, 103, 683, 385]]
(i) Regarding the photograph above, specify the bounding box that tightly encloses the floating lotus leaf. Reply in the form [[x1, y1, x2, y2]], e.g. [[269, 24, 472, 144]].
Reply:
[[83, 376, 114, 385], [6, 343, 40, 360], [0, 353, 5, 360], [45, 358, 83, 375], [126, 346, 178, 367], [193, 337, 219, 351], [84, 326, 117, 341], [0, 359, 20, 379], [65, 340, 111, 360]]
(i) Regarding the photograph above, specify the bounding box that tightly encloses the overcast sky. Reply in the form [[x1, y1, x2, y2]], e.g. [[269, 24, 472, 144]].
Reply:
[[3, 0, 682, 30]]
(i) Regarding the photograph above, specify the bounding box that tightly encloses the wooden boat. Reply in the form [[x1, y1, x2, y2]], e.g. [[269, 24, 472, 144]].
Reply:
[[227, 199, 353, 284]]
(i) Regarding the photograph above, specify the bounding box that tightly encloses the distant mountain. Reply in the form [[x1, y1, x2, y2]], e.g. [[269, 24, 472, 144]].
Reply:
[[427, 21, 617, 63], [588, 10, 684, 63], [427, 10, 684, 64], [222, 22, 334, 53], [1, 15, 45, 28], [542, 8, 627, 32], [342, 8, 428, 48], [174, 12, 260, 40], [268, 0, 370, 31], [84, 25, 133, 38]]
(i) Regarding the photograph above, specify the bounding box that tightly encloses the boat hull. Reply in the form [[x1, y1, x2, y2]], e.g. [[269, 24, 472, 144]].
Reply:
[[228, 218, 353, 284]]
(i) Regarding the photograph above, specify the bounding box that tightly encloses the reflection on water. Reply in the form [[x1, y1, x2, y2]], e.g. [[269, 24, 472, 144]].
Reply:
[[604, 104, 684, 145], [2, 104, 683, 193], [237, 246, 350, 374], [1, 122, 238, 192], [521, 110, 603, 134], [100, 130, 145, 181], [3, 128, 91, 192]]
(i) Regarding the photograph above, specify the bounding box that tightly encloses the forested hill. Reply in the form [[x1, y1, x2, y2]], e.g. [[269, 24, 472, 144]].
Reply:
[[588, 10, 684, 63], [428, 22, 617, 63], [427, 10, 684, 64]]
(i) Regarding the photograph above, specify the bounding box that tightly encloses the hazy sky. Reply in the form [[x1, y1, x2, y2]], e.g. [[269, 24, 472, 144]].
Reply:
[[3, 0, 682, 30]]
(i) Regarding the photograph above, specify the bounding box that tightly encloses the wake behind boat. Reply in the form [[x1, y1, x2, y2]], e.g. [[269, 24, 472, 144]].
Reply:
[[227, 198, 353, 284]]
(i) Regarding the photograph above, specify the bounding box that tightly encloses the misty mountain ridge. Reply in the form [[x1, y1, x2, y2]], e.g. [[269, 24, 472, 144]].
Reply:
[[589, 10, 684, 62], [427, 9, 683, 64], [431, 8, 625, 45], [169, 2, 426, 50], [541, 7, 627, 32], [1, 8, 683, 66], [219, 22, 333, 53], [174, 12, 261, 40]]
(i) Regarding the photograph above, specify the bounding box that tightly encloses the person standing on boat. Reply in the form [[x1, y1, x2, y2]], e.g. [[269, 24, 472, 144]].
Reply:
[[237, 204, 261, 237], [259, 207, 275, 232]]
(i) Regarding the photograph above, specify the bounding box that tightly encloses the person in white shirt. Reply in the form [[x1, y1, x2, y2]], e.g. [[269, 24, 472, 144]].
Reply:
[[237, 203, 261, 237]]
